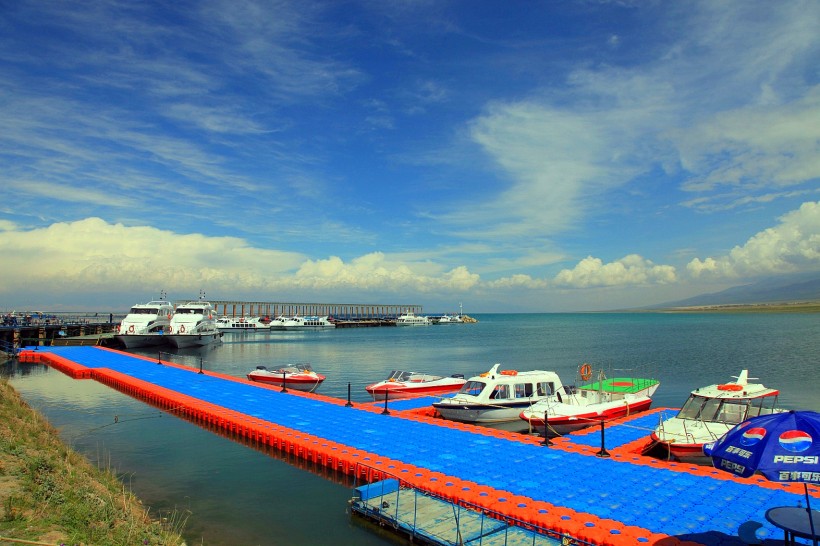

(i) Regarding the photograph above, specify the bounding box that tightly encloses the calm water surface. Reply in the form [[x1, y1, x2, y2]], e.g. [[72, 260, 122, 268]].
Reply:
[[4, 313, 819, 545]]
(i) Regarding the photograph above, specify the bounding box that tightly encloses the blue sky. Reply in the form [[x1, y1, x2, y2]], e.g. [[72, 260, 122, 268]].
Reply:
[[1, 0, 818, 313]]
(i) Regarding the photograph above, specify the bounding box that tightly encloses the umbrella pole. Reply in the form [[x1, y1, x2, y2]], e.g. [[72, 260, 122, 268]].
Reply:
[[805, 483, 817, 546]]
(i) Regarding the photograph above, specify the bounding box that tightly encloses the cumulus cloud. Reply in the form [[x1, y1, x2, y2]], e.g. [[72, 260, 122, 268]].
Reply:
[[294, 255, 480, 293], [0, 218, 482, 300], [552, 255, 677, 288], [687, 201, 820, 278]]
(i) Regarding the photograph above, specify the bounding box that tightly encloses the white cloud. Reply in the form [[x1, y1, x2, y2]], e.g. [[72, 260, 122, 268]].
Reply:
[[294, 254, 480, 293], [552, 255, 677, 288], [687, 201, 820, 278], [0, 218, 482, 301]]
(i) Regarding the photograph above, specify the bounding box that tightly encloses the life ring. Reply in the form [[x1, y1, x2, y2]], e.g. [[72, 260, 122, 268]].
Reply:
[[717, 384, 743, 391], [128, 324, 135, 333], [179, 325, 186, 333], [579, 363, 593, 381], [499, 370, 518, 376]]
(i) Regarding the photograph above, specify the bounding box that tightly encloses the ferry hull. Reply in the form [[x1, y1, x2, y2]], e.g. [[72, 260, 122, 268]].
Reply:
[[166, 332, 222, 349], [114, 334, 167, 349]]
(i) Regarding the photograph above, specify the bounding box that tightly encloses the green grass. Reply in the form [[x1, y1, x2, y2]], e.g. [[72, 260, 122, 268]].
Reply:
[[0, 378, 187, 545]]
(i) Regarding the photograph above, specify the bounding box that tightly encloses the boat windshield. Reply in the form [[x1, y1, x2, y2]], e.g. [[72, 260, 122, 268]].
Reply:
[[274, 364, 312, 374], [176, 308, 206, 315], [129, 307, 162, 314], [387, 370, 411, 381], [676, 394, 771, 424], [458, 380, 486, 396]]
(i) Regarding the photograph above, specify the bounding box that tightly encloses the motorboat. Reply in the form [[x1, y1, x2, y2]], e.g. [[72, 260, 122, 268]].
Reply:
[[247, 363, 325, 392], [432, 363, 562, 430], [437, 303, 465, 324], [269, 315, 335, 330], [166, 297, 223, 349], [647, 370, 784, 461], [365, 370, 467, 401], [519, 366, 660, 435], [215, 316, 269, 332], [395, 312, 431, 326], [114, 298, 175, 349], [269, 315, 297, 330]]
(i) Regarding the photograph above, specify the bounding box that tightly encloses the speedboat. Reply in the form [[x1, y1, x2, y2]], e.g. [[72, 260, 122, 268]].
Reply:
[[432, 363, 562, 431], [269, 315, 335, 330], [437, 303, 465, 324], [648, 370, 784, 461], [395, 312, 431, 326], [166, 297, 223, 349], [247, 363, 325, 392], [215, 316, 269, 332], [365, 370, 467, 401], [520, 366, 660, 435], [114, 298, 175, 349]]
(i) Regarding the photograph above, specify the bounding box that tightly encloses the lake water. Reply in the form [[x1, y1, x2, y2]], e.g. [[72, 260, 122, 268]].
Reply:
[[4, 313, 819, 545]]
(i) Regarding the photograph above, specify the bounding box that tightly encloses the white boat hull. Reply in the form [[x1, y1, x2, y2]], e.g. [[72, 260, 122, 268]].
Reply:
[[114, 333, 167, 349], [166, 332, 222, 348]]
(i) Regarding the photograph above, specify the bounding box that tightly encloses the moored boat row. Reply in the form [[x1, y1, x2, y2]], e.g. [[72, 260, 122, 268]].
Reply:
[[114, 295, 223, 349]]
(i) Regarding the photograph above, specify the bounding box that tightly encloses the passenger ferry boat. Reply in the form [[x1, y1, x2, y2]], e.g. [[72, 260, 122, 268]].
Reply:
[[648, 369, 784, 460], [432, 363, 562, 431], [270, 315, 335, 330], [215, 316, 269, 332], [166, 296, 223, 348], [520, 366, 660, 435], [395, 312, 431, 326], [114, 298, 175, 349]]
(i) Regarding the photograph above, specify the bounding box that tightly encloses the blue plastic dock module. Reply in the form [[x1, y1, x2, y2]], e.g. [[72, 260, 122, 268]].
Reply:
[[28, 346, 818, 545]]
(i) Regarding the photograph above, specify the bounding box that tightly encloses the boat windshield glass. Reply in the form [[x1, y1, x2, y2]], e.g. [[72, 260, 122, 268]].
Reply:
[[514, 383, 534, 398], [176, 308, 205, 314], [677, 394, 708, 419], [130, 308, 161, 314], [746, 395, 780, 417], [677, 394, 757, 424], [537, 382, 556, 396], [387, 370, 411, 381], [459, 381, 486, 396]]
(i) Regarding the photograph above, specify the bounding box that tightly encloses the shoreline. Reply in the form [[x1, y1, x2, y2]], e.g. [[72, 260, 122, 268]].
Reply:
[[0, 378, 186, 545]]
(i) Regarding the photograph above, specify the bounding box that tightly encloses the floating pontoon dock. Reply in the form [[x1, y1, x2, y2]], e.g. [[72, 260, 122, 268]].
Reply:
[[18, 346, 817, 546]]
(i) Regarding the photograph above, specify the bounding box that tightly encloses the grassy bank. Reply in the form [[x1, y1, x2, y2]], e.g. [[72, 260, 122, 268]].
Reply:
[[0, 378, 186, 546]]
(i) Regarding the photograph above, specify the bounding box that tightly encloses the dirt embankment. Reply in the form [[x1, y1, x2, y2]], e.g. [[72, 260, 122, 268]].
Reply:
[[0, 378, 186, 546]]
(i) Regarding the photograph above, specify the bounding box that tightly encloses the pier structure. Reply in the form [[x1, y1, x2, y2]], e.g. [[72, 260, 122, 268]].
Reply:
[[17, 346, 817, 546], [203, 300, 423, 320]]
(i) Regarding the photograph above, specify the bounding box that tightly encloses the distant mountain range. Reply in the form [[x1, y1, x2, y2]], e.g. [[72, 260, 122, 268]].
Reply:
[[652, 273, 820, 309]]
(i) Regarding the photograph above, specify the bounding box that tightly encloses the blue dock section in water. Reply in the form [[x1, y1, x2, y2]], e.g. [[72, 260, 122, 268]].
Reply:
[[21, 346, 819, 546]]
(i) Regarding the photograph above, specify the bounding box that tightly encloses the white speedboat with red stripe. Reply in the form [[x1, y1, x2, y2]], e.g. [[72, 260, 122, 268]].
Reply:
[[365, 370, 466, 401], [647, 370, 784, 461], [520, 365, 660, 435], [247, 363, 325, 392]]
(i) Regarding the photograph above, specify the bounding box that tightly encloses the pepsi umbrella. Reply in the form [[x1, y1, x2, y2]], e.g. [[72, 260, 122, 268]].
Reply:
[[706, 410, 819, 544]]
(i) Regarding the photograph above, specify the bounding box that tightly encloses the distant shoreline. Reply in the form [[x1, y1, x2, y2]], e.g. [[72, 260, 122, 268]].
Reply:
[[630, 301, 820, 314]]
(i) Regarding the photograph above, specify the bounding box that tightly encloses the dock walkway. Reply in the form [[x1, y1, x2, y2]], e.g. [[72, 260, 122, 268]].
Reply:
[[19, 346, 817, 546]]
